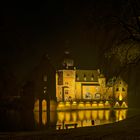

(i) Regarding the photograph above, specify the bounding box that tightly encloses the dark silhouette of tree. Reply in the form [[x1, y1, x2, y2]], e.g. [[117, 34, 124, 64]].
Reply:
[[20, 81, 35, 110], [105, 0, 140, 75], [0, 65, 18, 98]]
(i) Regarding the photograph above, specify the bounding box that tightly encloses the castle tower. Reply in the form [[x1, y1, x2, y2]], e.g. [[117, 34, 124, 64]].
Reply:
[[56, 50, 76, 102], [62, 50, 75, 69]]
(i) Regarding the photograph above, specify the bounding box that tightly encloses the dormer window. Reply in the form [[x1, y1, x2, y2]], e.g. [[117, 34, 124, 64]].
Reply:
[[91, 74, 94, 81], [84, 74, 86, 81], [122, 88, 125, 91], [76, 74, 79, 80]]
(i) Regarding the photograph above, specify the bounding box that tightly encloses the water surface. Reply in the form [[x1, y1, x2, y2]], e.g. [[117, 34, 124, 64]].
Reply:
[[0, 109, 127, 131]]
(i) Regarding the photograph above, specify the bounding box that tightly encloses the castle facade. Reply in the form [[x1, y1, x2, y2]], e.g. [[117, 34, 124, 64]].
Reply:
[[56, 51, 128, 110]]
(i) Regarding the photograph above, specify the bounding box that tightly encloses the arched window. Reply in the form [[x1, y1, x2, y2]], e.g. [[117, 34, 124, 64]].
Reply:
[[42, 99, 47, 111]]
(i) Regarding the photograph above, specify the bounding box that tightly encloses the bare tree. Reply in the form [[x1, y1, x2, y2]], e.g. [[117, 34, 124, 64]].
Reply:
[[105, 0, 140, 74]]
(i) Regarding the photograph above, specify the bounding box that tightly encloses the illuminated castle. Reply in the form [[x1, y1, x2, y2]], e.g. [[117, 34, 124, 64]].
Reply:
[[56, 51, 128, 110]]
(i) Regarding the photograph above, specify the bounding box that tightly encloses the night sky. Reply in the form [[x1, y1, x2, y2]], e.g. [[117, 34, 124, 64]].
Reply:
[[0, 0, 128, 82]]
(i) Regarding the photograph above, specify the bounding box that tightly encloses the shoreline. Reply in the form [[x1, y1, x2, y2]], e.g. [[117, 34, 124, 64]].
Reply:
[[0, 108, 140, 139]]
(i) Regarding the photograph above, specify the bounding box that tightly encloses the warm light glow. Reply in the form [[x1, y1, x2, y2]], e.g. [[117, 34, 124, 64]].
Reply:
[[92, 101, 98, 108], [56, 69, 128, 109], [91, 110, 98, 120], [119, 94, 123, 101], [83, 120, 91, 127], [57, 112, 65, 122], [78, 102, 84, 109], [73, 101, 77, 104], [42, 112, 47, 125], [115, 109, 127, 121], [65, 112, 71, 122], [34, 99, 39, 111], [114, 102, 120, 108], [65, 102, 71, 108], [98, 101, 104, 108], [85, 102, 91, 108], [121, 102, 128, 108], [98, 110, 104, 120], [72, 112, 77, 122], [34, 111, 39, 124], [78, 111, 84, 121], [54, 109, 128, 129], [82, 85, 97, 99], [72, 101, 77, 109], [105, 101, 110, 108], [105, 110, 110, 121], [85, 110, 91, 120], [42, 99, 47, 111], [57, 102, 65, 110]]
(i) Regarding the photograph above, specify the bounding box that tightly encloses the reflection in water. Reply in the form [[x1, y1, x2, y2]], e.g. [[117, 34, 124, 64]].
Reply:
[[65, 112, 71, 122], [115, 109, 127, 121], [0, 109, 127, 131], [92, 110, 98, 120], [105, 110, 110, 121], [78, 111, 84, 121], [42, 112, 47, 125], [72, 112, 77, 122], [98, 110, 104, 120], [33, 109, 127, 129], [33, 109, 128, 130], [55, 109, 127, 129], [34, 111, 39, 124]]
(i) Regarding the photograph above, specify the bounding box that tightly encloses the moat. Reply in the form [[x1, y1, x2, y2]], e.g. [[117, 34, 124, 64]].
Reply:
[[0, 109, 127, 131]]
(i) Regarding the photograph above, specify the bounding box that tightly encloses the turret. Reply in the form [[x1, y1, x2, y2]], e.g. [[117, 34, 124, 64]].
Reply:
[[62, 51, 75, 69]]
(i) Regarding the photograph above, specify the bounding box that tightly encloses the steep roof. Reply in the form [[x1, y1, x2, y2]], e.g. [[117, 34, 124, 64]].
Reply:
[[76, 70, 100, 82]]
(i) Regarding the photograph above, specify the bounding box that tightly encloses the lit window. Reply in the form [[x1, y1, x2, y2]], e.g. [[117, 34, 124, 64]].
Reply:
[[84, 74, 86, 81], [95, 93, 101, 99], [76, 74, 79, 80], [91, 74, 94, 80], [65, 90, 69, 94], [122, 88, 125, 91]]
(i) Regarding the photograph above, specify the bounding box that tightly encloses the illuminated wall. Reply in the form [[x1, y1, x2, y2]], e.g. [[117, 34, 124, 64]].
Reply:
[[114, 79, 128, 101], [82, 84, 100, 99], [56, 70, 76, 101], [56, 69, 128, 107]]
